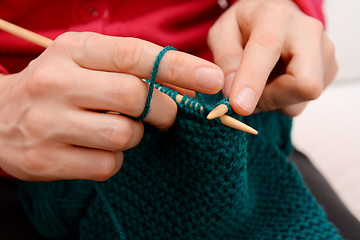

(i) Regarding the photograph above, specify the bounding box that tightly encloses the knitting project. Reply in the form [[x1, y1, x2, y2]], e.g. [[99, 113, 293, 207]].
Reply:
[[18, 47, 341, 240]]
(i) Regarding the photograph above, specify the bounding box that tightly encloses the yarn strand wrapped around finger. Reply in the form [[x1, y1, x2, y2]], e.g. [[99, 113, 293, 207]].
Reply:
[[135, 46, 177, 121]]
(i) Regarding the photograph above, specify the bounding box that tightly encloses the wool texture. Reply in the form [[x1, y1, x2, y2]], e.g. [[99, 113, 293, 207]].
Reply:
[[17, 48, 341, 240], [17, 95, 342, 239]]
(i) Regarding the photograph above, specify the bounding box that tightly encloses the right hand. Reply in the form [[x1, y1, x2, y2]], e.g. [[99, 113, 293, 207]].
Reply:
[[0, 32, 224, 181]]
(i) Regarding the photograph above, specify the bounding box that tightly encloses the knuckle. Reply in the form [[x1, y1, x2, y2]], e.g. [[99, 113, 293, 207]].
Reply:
[[213, 52, 241, 73], [282, 103, 308, 117], [118, 123, 134, 148], [22, 109, 44, 134], [26, 65, 53, 95], [328, 44, 337, 65], [52, 32, 81, 52], [328, 40, 336, 57], [22, 149, 49, 176], [306, 17, 324, 33], [55, 32, 96, 47], [253, 1, 293, 23], [26, 64, 69, 96], [106, 122, 134, 150], [282, 108, 301, 118], [287, 109, 303, 117], [268, 2, 292, 18], [286, 112, 300, 118], [297, 76, 324, 100], [324, 37, 337, 63], [53, 32, 98, 60], [325, 41, 339, 82], [111, 38, 144, 72], [53, 32, 75, 45], [112, 79, 147, 116], [92, 154, 118, 181], [332, 60, 339, 78], [253, 33, 282, 55]]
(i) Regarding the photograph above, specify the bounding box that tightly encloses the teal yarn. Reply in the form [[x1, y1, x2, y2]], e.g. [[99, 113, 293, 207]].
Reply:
[[135, 46, 176, 121], [18, 97, 342, 239], [17, 47, 342, 239]]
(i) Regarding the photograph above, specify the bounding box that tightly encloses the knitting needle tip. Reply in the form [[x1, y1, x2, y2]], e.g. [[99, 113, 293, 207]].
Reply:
[[219, 115, 258, 135], [207, 104, 229, 120]]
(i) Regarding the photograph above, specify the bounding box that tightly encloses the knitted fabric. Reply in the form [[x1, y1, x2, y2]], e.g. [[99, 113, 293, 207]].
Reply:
[[17, 48, 341, 240], [17, 96, 342, 239]]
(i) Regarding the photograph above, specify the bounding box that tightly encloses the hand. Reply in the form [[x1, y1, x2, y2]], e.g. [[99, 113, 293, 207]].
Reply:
[[208, 0, 338, 116], [0, 32, 224, 181]]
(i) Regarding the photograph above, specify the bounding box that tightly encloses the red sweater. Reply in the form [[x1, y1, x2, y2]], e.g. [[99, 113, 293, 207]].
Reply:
[[0, 0, 323, 178]]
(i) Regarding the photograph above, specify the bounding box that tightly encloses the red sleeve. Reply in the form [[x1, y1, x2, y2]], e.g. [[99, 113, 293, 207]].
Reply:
[[0, 170, 13, 179], [292, 0, 325, 24], [0, 64, 9, 74]]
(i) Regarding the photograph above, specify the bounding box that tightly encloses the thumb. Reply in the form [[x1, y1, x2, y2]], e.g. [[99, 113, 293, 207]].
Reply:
[[207, 11, 244, 97]]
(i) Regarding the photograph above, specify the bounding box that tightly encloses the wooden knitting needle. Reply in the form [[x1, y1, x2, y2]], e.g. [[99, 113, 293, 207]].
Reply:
[[219, 115, 258, 135], [175, 93, 257, 135], [0, 18, 258, 135], [207, 104, 228, 120], [207, 104, 258, 134], [156, 85, 257, 135], [0, 18, 52, 48]]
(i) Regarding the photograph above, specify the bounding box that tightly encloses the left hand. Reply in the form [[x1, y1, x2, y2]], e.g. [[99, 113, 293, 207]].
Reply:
[[208, 0, 338, 116]]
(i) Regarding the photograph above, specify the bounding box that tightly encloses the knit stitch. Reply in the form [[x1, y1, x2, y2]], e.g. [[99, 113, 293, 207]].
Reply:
[[18, 95, 342, 239]]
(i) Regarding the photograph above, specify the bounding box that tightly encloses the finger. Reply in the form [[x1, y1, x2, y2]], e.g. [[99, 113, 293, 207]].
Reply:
[[257, 33, 324, 114], [257, 73, 308, 112], [229, 27, 284, 115], [286, 32, 324, 101], [66, 69, 177, 130], [55, 109, 144, 152], [279, 102, 308, 117], [322, 33, 338, 87], [52, 32, 224, 94], [159, 83, 196, 98], [207, 8, 244, 97], [258, 59, 322, 113], [272, 34, 336, 117], [22, 146, 123, 181]]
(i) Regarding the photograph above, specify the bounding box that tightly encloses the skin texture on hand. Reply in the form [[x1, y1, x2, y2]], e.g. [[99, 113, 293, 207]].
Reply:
[[0, 32, 224, 181], [208, 0, 338, 116]]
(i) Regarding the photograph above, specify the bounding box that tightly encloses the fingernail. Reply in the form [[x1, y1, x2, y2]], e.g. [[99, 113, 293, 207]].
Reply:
[[235, 88, 256, 113], [222, 72, 236, 97], [195, 67, 223, 91]]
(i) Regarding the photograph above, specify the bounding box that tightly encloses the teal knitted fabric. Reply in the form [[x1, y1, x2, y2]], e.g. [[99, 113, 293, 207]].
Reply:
[[17, 48, 341, 239], [17, 93, 341, 239]]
